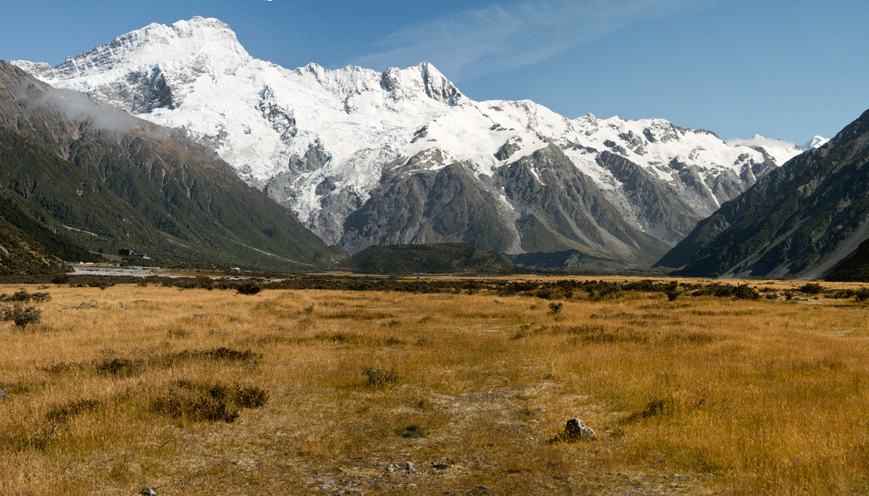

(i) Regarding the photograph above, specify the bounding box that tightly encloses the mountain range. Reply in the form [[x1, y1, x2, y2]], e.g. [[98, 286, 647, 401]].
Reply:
[[11, 16, 827, 268]]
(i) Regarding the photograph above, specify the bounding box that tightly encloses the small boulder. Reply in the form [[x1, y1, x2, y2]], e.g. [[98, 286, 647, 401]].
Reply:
[[565, 418, 596, 440], [549, 418, 596, 443]]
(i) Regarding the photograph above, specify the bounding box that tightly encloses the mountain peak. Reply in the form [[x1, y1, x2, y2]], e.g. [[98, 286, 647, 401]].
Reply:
[[802, 135, 829, 150], [15, 16, 251, 83], [380, 62, 463, 106]]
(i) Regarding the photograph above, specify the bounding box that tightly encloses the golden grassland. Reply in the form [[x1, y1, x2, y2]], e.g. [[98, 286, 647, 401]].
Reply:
[[1, 278, 869, 495]]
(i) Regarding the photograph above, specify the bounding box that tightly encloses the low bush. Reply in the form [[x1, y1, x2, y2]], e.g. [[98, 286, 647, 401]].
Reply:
[[235, 282, 263, 295], [95, 358, 143, 378], [799, 282, 824, 295], [0, 289, 51, 303], [1, 303, 42, 328], [151, 380, 268, 423], [363, 367, 397, 388]]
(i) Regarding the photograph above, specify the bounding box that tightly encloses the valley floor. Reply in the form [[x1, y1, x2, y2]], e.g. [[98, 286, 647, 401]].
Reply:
[[1, 277, 868, 495]]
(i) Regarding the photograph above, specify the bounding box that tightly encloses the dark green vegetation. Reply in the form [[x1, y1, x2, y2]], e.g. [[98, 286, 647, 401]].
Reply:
[[0, 61, 330, 272], [337, 243, 517, 275], [506, 249, 628, 271], [657, 108, 869, 280], [48, 273, 869, 304]]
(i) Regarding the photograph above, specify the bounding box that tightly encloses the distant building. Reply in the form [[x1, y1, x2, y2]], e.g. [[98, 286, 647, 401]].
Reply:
[[119, 248, 148, 259]]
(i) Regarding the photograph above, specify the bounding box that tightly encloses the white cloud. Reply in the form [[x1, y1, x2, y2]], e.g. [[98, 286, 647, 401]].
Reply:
[[33, 89, 140, 133], [354, 0, 711, 81]]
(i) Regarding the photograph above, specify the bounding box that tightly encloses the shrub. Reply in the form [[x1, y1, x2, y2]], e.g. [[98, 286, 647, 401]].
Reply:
[[235, 282, 262, 295], [95, 358, 142, 378], [548, 302, 563, 314], [1, 289, 50, 303], [733, 285, 759, 300], [799, 283, 823, 295], [855, 287, 869, 302], [151, 380, 268, 423], [1, 303, 42, 328], [235, 385, 270, 409]]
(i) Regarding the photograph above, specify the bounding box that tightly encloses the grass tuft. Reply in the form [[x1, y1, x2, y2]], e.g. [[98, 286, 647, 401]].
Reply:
[[622, 396, 674, 424], [150, 380, 268, 423], [363, 367, 397, 388]]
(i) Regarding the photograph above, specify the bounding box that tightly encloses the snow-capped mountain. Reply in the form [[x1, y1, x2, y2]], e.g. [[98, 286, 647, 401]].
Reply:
[[12, 17, 821, 264]]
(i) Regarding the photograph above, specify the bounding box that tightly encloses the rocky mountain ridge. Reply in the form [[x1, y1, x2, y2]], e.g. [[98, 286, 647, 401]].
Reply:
[[657, 108, 869, 279]]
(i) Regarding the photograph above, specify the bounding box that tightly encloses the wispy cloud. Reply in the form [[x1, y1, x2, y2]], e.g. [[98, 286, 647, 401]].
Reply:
[[355, 0, 710, 81], [33, 89, 141, 133]]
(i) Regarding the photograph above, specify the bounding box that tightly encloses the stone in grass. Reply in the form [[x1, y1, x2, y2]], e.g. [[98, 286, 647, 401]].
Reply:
[[549, 418, 596, 443], [395, 425, 425, 438], [384, 461, 415, 473]]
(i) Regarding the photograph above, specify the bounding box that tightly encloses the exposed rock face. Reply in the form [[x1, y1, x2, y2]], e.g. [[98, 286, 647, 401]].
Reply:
[[495, 145, 669, 264], [287, 140, 330, 174], [340, 152, 514, 254], [595, 151, 702, 244], [338, 145, 669, 264], [505, 250, 627, 271], [658, 108, 869, 279]]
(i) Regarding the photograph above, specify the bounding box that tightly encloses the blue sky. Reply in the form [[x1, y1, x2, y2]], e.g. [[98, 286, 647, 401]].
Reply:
[[1, 0, 867, 144]]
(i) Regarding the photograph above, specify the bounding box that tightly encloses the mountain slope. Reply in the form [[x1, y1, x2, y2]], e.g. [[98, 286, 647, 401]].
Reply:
[[0, 60, 329, 271], [825, 237, 869, 282], [13, 17, 818, 263], [0, 196, 99, 276], [658, 109, 869, 279]]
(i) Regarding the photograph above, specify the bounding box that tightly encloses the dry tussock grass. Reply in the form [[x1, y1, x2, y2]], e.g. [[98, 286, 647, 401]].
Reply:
[[0, 278, 868, 494]]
